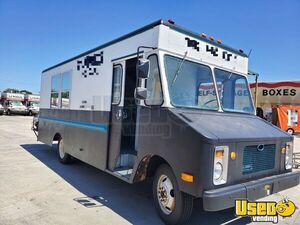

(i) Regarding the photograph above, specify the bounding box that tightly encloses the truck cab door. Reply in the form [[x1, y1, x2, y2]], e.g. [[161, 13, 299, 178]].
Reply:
[[108, 63, 125, 170], [108, 58, 138, 171]]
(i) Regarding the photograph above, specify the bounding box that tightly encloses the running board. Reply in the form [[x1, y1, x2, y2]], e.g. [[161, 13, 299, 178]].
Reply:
[[104, 168, 133, 184]]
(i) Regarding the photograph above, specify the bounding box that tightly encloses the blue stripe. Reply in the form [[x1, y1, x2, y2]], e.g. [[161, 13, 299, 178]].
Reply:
[[39, 117, 108, 133]]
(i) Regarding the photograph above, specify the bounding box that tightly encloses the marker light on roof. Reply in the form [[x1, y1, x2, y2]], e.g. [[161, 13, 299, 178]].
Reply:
[[239, 49, 244, 53], [201, 33, 207, 38], [217, 40, 222, 44], [209, 36, 215, 41], [168, 19, 175, 25]]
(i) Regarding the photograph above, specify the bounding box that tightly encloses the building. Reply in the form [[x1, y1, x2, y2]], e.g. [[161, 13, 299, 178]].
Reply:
[[250, 81, 300, 134]]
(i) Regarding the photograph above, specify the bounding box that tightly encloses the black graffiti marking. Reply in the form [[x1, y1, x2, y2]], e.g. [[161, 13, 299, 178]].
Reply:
[[206, 45, 218, 56], [77, 51, 103, 77], [185, 37, 199, 52], [185, 38, 236, 62], [222, 51, 233, 61]]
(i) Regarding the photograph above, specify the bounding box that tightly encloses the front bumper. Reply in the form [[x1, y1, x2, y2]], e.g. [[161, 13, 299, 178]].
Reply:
[[203, 171, 300, 211], [31, 109, 39, 115]]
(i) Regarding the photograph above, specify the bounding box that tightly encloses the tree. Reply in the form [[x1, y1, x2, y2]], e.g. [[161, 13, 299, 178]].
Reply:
[[3, 88, 19, 93], [20, 90, 32, 94]]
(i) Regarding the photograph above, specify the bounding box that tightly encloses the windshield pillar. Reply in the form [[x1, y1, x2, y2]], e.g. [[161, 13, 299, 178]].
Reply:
[[211, 68, 223, 112], [157, 51, 172, 107]]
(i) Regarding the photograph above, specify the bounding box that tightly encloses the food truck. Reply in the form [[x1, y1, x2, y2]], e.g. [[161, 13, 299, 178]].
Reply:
[[35, 20, 300, 224], [0, 92, 28, 115], [272, 105, 300, 135], [24, 94, 40, 116]]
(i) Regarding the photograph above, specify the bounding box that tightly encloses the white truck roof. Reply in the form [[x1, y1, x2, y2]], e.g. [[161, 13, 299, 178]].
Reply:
[[1, 92, 25, 101], [25, 94, 40, 102], [43, 20, 248, 73], [40, 20, 249, 111]]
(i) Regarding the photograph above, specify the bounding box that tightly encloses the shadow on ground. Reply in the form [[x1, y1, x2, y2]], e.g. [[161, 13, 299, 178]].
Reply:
[[21, 144, 251, 225]]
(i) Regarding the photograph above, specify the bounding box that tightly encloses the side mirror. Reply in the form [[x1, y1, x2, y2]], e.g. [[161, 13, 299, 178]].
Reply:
[[137, 59, 150, 79], [134, 87, 148, 100]]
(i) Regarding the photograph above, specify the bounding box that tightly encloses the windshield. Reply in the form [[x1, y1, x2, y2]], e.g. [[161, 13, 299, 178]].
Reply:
[[31, 102, 39, 107], [164, 55, 254, 114], [10, 101, 23, 107], [164, 55, 218, 110], [214, 69, 254, 113]]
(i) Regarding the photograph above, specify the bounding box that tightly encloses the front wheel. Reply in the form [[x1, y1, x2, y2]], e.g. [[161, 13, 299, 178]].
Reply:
[[287, 128, 294, 135], [58, 138, 72, 164], [153, 164, 194, 225]]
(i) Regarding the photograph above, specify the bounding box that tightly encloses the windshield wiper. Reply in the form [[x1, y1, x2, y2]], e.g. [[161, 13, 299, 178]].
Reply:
[[171, 51, 188, 87]]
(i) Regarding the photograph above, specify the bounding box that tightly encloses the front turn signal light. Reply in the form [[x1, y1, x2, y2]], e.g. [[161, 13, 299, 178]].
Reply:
[[181, 173, 194, 183]]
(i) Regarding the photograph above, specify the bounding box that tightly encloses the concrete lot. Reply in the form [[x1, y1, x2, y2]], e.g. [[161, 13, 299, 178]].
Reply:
[[0, 116, 299, 225]]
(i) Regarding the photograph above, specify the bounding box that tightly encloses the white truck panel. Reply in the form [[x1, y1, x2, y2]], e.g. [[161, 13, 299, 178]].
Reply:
[[158, 25, 248, 74], [41, 27, 159, 111], [1, 92, 25, 101], [40, 22, 248, 111]]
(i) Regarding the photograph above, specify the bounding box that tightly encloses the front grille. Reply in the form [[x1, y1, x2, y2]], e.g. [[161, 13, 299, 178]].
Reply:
[[242, 144, 276, 175]]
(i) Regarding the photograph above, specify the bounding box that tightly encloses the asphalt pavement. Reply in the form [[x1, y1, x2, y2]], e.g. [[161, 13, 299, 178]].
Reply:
[[0, 116, 299, 225]]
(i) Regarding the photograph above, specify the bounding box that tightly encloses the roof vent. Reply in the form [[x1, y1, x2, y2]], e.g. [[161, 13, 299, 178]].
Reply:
[[168, 19, 175, 25]]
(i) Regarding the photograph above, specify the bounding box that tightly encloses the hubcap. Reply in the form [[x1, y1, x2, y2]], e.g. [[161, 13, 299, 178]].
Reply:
[[287, 129, 293, 135], [157, 174, 175, 215], [59, 139, 65, 159]]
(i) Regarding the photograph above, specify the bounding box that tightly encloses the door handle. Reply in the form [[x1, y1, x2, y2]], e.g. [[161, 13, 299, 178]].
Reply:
[[115, 109, 128, 120]]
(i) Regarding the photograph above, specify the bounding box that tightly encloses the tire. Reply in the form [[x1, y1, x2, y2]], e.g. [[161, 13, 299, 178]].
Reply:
[[153, 164, 194, 225], [287, 128, 294, 135], [28, 110, 33, 116], [6, 110, 11, 116], [57, 138, 72, 164]]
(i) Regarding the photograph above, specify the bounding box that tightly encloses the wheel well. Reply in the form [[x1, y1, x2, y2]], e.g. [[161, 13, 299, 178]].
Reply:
[[146, 155, 169, 178], [287, 128, 294, 133], [53, 133, 61, 142]]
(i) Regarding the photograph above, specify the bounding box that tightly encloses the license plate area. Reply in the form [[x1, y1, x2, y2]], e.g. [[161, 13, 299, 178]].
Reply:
[[246, 183, 274, 201]]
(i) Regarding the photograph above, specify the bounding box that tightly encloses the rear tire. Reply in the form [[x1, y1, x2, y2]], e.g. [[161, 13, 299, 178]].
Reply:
[[57, 138, 72, 164], [287, 128, 294, 135], [153, 164, 194, 225]]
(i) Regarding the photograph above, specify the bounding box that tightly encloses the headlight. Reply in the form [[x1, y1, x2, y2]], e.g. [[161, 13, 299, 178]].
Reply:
[[285, 142, 293, 170], [213, 146, 229, 185], [213, 162, 223, 180]]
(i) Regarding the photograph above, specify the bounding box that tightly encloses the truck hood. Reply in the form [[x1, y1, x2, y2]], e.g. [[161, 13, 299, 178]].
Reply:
[[170, 108, 291, 143]]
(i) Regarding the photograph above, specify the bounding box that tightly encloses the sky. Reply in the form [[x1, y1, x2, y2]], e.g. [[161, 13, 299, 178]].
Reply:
[[0, 0, 299, 93]]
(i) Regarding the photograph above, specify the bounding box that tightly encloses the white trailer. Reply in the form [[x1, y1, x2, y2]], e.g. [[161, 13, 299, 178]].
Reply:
[[24, 94, 40, 116], [37, 20, 299, 224], [0, 92, 28, 115]]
